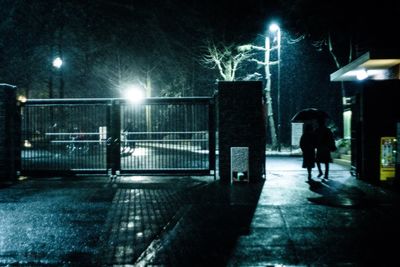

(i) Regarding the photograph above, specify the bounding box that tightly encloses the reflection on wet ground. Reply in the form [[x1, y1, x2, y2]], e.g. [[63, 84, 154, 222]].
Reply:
[[0, 156, 399, 266]]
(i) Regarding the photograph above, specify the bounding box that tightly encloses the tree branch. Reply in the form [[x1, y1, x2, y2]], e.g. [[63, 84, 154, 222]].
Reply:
[[348, 37, 353, 64], [250, 58, 266, 65], [328, 33, 341, 69], [202, 41, 253, 81]]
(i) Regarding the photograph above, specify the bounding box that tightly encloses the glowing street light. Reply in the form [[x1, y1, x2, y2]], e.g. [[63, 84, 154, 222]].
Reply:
[[124, 85, 145, 104], [52, 57, 63, 69], [17, 95, 27, 103], [48, 56, 64, 99], [269, 23, 280, 33]]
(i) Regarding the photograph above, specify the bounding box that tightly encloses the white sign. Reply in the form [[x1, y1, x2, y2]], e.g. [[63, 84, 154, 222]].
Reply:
[[291, 122, 304, 148], [231, 147, 249, 183], [99, 126, 107, 141]]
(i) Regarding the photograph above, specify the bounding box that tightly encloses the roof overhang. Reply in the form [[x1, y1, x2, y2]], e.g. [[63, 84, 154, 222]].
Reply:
[[330, 51, 400, 82]]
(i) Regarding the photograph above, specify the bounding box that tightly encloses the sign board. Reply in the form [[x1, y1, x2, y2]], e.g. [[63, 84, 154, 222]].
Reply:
[[99, 126, 107, 141], [380, 136, 396, 181], [231, 147, 249, 183], [291, 122, 304, 148]]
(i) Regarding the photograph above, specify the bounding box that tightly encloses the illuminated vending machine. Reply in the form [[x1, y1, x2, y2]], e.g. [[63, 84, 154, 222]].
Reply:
[[380, 137, 397, 182], [397, 123, 400, 184]]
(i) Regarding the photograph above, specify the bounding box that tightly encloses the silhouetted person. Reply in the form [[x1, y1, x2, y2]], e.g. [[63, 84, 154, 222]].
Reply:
[[315, 118, 336, 179], [300, 123, 316, 181]]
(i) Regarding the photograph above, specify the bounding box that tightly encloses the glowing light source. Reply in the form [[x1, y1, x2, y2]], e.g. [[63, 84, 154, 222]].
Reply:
[[269, 23, 280, 32], [124, 85, 145, 104], [17, 95, 27, 103], [52, 57, 63, 68], [356, 69, 368, 80], [23, 140, 32, 148]]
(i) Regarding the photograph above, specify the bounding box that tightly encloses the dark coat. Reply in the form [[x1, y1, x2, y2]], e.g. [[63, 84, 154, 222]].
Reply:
[[315, 126, 335, 163], [300, 132, 316, 168]]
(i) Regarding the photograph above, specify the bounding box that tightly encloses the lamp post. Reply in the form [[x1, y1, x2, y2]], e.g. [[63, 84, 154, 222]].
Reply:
[[48, 56, 63, 126], [269, 23, 281, 151], [237, 23, 282, 150], [53, 56, 64, 99], [48, 56, 63, 99]]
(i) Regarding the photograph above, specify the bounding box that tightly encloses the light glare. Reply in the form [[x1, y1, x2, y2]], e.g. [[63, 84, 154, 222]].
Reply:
[[18, 95, 27, 103], [356, 69, 368, 80], [124, 86, 145, 104], [269, 23, 280, 32], [52, 57, 63, 68]]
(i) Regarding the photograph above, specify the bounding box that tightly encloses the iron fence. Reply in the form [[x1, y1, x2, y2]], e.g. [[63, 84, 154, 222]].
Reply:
[[20, 98, 215, 176]]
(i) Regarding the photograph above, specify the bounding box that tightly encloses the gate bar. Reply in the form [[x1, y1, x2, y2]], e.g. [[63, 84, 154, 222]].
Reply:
[[24, 97, 213, 105]]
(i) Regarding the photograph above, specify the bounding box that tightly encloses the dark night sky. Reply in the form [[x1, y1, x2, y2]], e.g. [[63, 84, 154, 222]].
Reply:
[[99, 0, 282, 42], [195, 0, 281, 40], [99, 0, 400, 58]]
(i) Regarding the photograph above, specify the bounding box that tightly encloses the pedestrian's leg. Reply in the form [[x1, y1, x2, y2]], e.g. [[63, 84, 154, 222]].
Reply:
[[317, 162, 323, 177], [307, 167, 312, 180], [324, 163, 329, 179]]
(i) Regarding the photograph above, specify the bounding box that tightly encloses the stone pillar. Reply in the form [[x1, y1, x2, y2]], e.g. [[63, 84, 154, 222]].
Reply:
[[0, 84, 20, 182], [217, 81, 267, 183]]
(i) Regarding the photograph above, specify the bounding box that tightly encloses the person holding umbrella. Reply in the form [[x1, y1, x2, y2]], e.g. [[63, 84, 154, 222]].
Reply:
[[292, 108, 336, 180], [315, 117, 336, 179], [300, 123, 316, 181]]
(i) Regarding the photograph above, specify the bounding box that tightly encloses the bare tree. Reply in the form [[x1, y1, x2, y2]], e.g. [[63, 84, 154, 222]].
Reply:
[[202, 42, 253, 81], [202, 39, 282, 150]]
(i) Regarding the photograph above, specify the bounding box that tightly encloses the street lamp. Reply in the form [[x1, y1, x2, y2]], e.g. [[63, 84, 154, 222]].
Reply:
[[48, 56, 64, 125], [48, 56, 64, 99], [52, 57, 63, 69], [269, 23, 281, 151], [123, 84, 151, 138], [237, 23, 282, 151], [124, 85, 145, 104]]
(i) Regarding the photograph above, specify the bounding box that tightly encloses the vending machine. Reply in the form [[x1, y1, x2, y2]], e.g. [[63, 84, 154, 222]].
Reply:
[[380, 137, 396, 181]]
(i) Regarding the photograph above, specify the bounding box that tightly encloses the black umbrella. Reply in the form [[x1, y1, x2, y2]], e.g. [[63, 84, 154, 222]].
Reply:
[[291, 108, 330, 122]]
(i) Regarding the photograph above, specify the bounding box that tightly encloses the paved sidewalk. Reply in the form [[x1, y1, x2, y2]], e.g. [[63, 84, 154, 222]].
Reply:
[[1, 156, 399, 266], [228, 157, 400, 266], [136, 157, 400, 266]]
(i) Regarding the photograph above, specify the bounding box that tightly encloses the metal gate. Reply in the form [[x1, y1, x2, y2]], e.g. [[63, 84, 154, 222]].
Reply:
[[20, 98, 215, 176]]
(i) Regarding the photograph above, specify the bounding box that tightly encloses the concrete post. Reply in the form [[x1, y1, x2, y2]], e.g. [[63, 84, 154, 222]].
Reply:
[[217, 81, 267, 183], [0, 84, 20, 183]]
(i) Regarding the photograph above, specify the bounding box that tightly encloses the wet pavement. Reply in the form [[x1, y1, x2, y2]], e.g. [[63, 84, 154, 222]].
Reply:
[[1, 156, 400, 266]]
